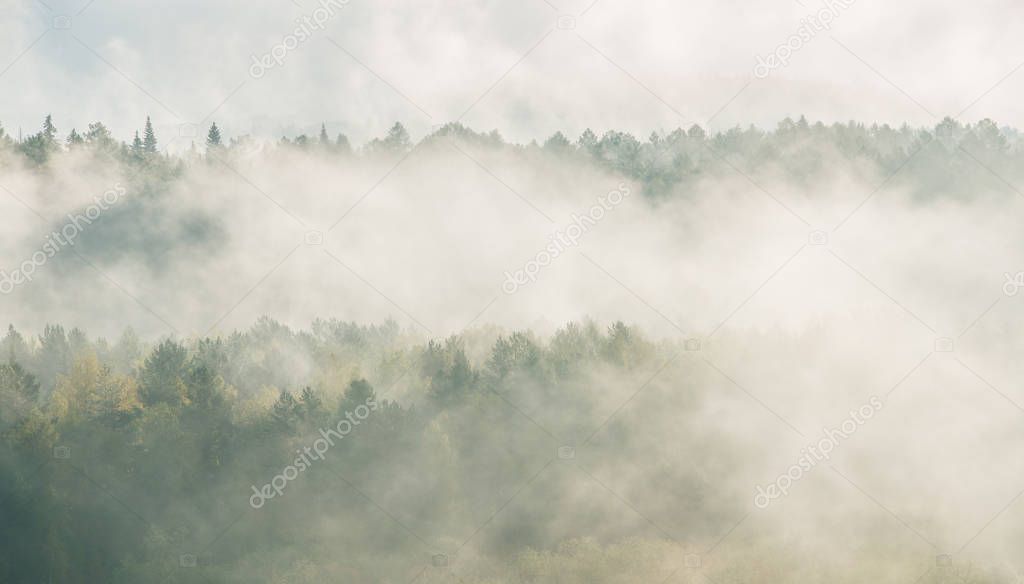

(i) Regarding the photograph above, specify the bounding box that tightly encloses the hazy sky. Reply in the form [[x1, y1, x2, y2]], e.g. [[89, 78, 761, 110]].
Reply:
[[3, 0, 1023, 147]]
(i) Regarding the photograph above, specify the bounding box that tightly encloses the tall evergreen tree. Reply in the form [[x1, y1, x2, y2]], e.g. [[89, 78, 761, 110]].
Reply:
[[42, 114, 58, 146], [142, 116, 158, 154], [206, 123, 222, 149], [130, 131, 144, 158], [19, 115, 61, 164]]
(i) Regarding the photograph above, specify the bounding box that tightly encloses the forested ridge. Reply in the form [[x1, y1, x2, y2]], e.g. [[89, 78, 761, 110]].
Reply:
[[2, 114, 1022, 199], [1, 115, 1021, 583]]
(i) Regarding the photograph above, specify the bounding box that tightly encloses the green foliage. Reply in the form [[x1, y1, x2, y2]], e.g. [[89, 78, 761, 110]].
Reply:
[[0, 361, 40, 431], [85, 121, 118, 152], [0, 318, 694, 582], [0, 113, 1021, 581], [4, 116, 1023, 201], [66, 128, 83, 147], [206, 122, 223, 148], [143, 116, 158, 154], [18, 115, 60, 165], [365, 121, 411, 154], [130, 130, 144, 161], [422, 336, 477, 407], [139, 339, 188, 406]]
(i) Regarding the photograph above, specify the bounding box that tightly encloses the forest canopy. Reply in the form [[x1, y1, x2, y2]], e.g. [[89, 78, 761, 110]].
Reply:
[[1, 115, 1021, 583]]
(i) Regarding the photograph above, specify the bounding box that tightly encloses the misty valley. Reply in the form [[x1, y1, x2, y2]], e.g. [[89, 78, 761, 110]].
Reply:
[[1, 116, 1024, 583]]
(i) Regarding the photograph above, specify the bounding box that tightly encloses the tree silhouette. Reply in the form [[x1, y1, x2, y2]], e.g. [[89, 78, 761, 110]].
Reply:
[[206, 122, 222, 149], [143, 116, 158, 154]]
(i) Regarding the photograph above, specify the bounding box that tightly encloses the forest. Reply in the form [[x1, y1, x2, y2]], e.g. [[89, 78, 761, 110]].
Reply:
[[1, 115, 1023, 583], [2, 114, 1020, 200]]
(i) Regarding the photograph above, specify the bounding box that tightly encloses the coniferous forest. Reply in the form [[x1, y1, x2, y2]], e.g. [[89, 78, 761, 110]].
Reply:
[[2, 114, 1024, 582]]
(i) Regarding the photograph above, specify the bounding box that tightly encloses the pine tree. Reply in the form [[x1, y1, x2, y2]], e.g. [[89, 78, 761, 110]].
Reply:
[[66, 129, 83, 147], [138, 339, 188, 406], [2, 325, 31, 365], [319, 123, 329, 145], [19, 115, 61, 163], [335, 133, 351, 155], [272, 389, 299, 429], [42, 114, 58, 146], [578, 128, 597, 152], [130, 131, 144, 158], [385, 122, 410, 151], [206, 123, 222, 149], [299, 386, 323, 419], [340, 378, 376, 413], [85, 122, 116, 151], [544, 131, 571, 152], [143, 116, 158, 154]]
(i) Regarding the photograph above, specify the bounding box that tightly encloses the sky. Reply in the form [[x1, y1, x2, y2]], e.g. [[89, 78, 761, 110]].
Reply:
[[2, 0, 1024, 148]]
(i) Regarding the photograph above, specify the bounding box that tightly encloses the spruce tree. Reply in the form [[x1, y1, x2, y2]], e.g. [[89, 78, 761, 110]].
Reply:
[[206, 123, 222, 149], [130, 131, 144, 159], [42, 114, 57, 146], [143, 116, 158, 154]]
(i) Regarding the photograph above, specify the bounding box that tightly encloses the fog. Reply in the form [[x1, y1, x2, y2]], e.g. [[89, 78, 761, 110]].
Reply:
[[5, 0, 1024, 142], [0, 117, 1022, 583], [4, 124, 1019, 342]]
